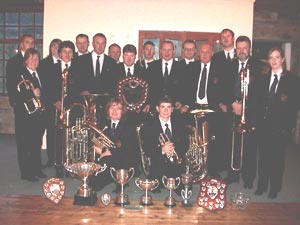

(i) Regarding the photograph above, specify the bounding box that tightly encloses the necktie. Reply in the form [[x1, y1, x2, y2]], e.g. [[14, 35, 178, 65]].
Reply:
[[164, 123, 172, 140], [56, 59, 61, 64], [95, 55, 100, 77], [31, 72, 40, 88], [269, 74, 278, 102], [127, 68, 131, 76], [111, 122, 116, 137], [163, 62, 168, 82], [65, 63, 69, 70], [227, 52, 231, 61], [198, 64, 207, 99]]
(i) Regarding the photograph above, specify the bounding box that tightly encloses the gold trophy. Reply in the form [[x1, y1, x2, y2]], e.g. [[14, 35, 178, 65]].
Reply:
[[181, 172, 193, 207], [135, 178, 159, 206], [65, 162, 107, 205], [162, 176, 180, 207], [110, 167, 134, 206]]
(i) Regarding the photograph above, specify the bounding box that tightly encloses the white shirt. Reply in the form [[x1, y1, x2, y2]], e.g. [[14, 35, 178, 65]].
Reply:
[[52, 56, 60, 64], [111, 120, 119, 129], [224, 48, 235, 60], [184, 58, 195, 64], [92, 51, 104, 75], [196, 62, 211, 104], [61, 61, 71, 72], [159, 117, 172, 135], [27, 67, 42, 87], [162, 59, 173, 76], [124, 64, 134, 76], [238, 59, 249, 72]]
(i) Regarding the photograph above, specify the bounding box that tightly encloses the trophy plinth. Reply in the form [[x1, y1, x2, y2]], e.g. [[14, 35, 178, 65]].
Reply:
[[110, 167, 134, 206], [181, 173, 193, 207], [65, 162, 107, 206], [162, 176, 180, 207], [135, 178, 159, 206]]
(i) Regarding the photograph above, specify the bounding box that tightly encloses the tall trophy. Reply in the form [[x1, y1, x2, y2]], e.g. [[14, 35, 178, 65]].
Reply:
[[110, 167, 134, 206], [135, 178, 159, 206], [162, 176, 180, 207], [181, 172, 193, 207], [65, 162, 107, 205]]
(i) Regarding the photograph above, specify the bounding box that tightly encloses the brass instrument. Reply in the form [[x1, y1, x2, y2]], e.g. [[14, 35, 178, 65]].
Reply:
[[136, 123, 151, 176], [89, 124, 116, 150], [231, 64, 251, 171], [17, 75, 44, 114], [58, 68, 69, 128], [185, 114, 209, 182], [159, 133, 182, 164]]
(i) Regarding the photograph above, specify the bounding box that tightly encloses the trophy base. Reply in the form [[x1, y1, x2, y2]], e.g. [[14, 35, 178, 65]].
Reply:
[[73, 192, 97, 206], [164, 202, 176, 208], [114, 194, 130, 206], [164, 196, 176, 207], [140, 195, 154, 206]]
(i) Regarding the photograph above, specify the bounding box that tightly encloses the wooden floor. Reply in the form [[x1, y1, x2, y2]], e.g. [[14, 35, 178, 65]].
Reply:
[[0, 195, 300, 225]]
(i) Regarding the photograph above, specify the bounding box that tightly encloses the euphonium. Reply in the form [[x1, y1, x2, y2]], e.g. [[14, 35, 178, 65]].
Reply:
[[17, 75, 44, 114], [136, 123, 151, 176], [185, 115, 209, 182], [231, 64, 252, 171], [159, 133, 182, 165]]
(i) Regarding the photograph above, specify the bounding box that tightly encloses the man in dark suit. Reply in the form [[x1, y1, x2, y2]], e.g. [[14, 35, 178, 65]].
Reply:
[[142, 95, 189, 192], [7, 48, 46, 181], [89, 97, 137, 191], [181, 42, 221, 178], [179, 39, 196, 66], [74, 33, 117, 96], [136, 41, 156, 70], [74, 33, 90, 57], [108, 43, 121, 63], [38, 38, 62, 168], [224, 36, 263, 189], [146, 41, 183, 110]]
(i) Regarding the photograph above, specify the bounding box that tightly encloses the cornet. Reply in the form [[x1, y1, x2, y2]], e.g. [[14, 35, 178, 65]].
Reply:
[[159, 133, 182, 164], [17, 75, 44, 114]]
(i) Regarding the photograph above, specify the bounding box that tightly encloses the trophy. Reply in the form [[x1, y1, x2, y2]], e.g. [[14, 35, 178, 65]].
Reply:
[[65, 162, 106, 206], [181, 172, 193, 207], [135, 178, 159, 206], [162, 176, 180, 207], [110, 167, 134, 206]]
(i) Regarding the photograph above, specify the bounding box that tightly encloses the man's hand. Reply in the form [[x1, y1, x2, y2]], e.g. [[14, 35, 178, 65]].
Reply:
[[162, 142, 175, 156], [219, 103, 228, 112], [232, 101, 242, 115]]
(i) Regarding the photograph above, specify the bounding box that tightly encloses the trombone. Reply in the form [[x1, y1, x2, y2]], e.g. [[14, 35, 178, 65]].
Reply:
[[231, 64, 252, 171]]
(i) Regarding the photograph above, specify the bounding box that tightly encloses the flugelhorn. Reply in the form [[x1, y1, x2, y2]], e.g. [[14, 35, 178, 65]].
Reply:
[[231, 64, 252, 171], [159, 133, 182, 164], [89, 123, 116, 150], [17, 75, 44, 114]]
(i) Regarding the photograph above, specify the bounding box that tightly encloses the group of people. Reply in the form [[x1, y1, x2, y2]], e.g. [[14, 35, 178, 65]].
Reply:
[[6, 28, 300, 199]]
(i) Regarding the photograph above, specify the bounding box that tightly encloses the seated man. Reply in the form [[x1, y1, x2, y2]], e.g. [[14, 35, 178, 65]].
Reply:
[[142, 95, 189, 191], [89, 97, 137, 191]]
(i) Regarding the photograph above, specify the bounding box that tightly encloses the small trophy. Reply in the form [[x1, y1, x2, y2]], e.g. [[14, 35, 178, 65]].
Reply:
[[162, 176, 180, 207], [110, 167, 134, 206], [181, 172, 193, 207], [135, 178, 159, 206], [65, 162, 107, 206]]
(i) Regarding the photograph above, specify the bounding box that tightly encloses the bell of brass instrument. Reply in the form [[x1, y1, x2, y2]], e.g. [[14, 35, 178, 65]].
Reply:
[[231, 64, 251, 171], [17, 75, 44, 114], [136, 123, 151, 176], [185, 115, 209, 182], [159, 133, 182, 165]]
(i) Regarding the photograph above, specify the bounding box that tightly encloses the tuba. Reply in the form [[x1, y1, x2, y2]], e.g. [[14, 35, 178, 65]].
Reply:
[[136, 123, 151, 176], [185, 114, 209, 182], [17, 75, 44, 114], [231, 64, 253, 171]]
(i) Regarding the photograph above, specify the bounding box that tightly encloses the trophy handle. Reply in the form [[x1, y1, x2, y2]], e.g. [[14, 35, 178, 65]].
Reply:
[[127, 167, 135, 184], [174, 177, 181, 189], [162, 176, 167, 188], [181, 189, 192, 200], [187, 190, 192, 199], [151, 179, 159, 191], [135, 178, 143, 190], [95, 164, 107, 176], [110, 167, 118, 183]]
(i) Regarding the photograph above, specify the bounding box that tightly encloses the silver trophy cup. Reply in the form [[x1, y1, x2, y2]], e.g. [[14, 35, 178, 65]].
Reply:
[[110, 167, 134, 206], [181, 172, 193, 207], [135, 178, 159, 206], [162, 176, 180, 207], [65, 162, 107, 205]]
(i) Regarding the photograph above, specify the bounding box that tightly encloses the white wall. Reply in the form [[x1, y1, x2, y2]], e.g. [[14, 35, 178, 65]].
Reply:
[[44, 0, 255, 56]]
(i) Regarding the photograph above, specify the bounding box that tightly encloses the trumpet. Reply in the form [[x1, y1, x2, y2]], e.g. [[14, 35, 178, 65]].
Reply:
[[159, 133, 182, 164], [17, 75, 44, 114]]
